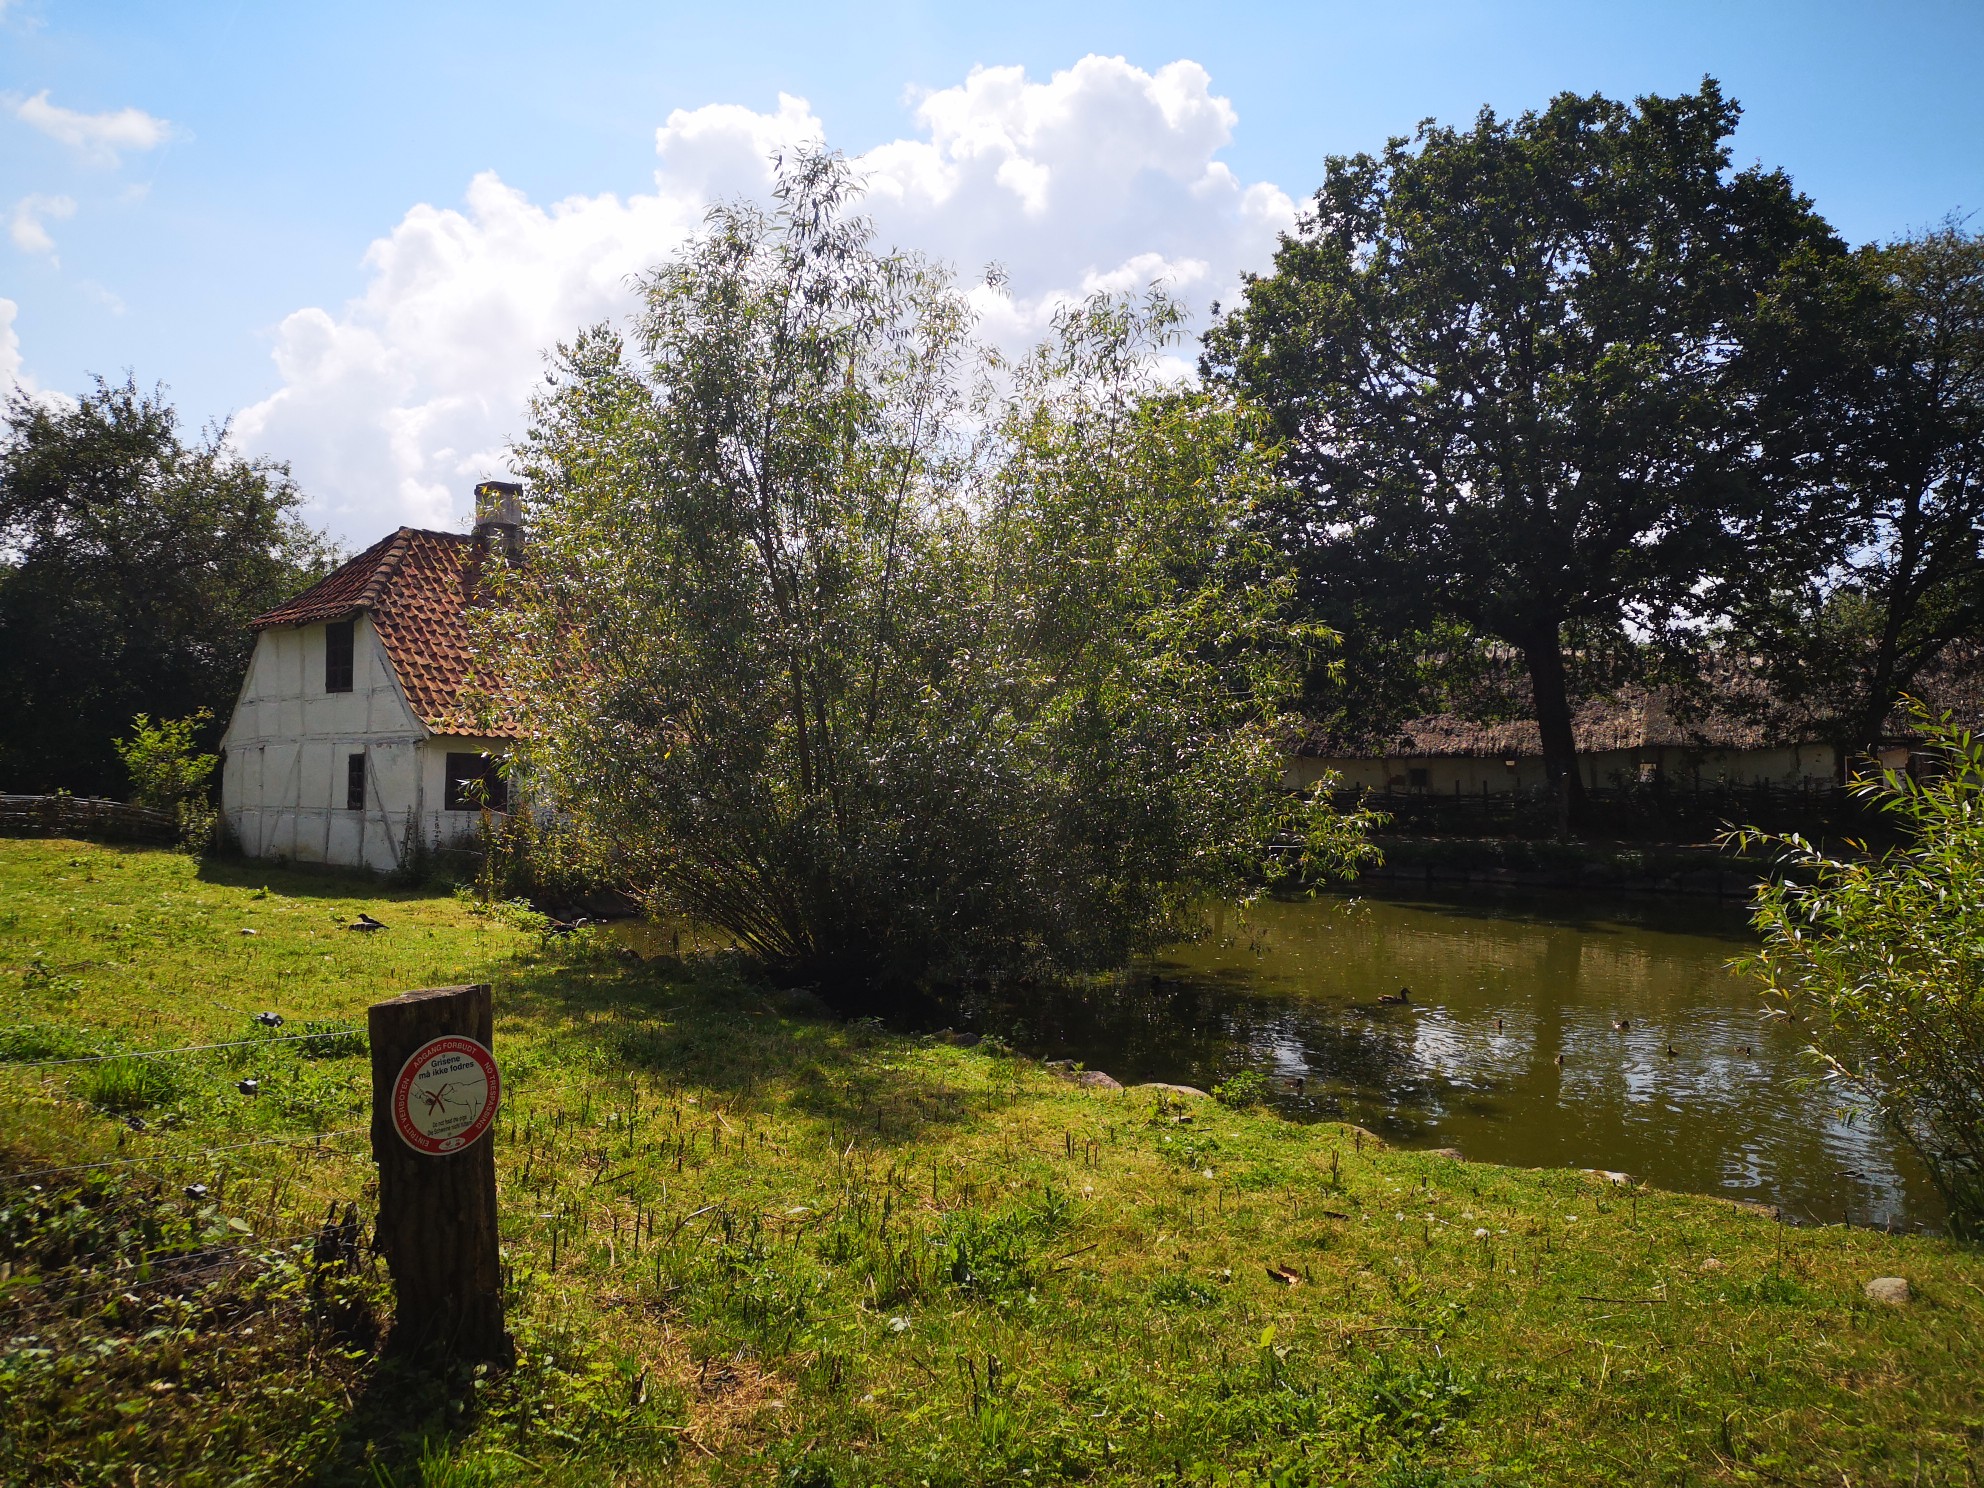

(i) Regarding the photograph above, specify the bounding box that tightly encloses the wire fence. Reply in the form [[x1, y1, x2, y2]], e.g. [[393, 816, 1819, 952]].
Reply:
[[0, 1029, 369, 1071], [2, 1127, 370, 1186]]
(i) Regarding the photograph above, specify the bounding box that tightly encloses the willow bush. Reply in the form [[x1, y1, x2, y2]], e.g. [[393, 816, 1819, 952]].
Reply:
[[1733, 711, 1984, 1237], [476, 151, 1374, 992]]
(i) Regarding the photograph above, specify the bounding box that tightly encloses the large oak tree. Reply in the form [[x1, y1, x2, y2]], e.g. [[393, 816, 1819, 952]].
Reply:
[[1205, 81, 1851, 827], [0, 378, 335, 797], [1740, 221, 1984, 757]]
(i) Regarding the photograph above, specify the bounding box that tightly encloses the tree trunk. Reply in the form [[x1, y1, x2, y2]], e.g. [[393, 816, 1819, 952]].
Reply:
[[1521, 631, 1587, 836], [368, 983, 511, 1362]]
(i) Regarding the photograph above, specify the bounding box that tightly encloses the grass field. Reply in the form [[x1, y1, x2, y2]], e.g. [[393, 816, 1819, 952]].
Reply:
[[1, 836, 1979, 1487]]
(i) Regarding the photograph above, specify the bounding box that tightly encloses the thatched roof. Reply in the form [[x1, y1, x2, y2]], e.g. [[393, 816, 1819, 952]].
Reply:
[[1299, 644, 1984, 760]]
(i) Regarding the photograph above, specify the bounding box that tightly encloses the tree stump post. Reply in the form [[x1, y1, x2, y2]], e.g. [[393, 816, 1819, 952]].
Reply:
[[368, 982, 510, 1361]]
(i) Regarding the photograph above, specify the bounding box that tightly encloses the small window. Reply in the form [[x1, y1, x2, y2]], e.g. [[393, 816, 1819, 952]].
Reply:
[[325, 620, 354, 693], [444, 752, 509, 812], [1407, 767, 1431, 791], [346, 753, 366, 811]]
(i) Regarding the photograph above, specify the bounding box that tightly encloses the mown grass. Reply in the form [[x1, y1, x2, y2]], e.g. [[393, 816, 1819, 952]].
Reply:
[[1, 836, 1979, 1487]]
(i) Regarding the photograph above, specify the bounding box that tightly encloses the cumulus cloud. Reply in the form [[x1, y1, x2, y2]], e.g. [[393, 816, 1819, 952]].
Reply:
[[237, 56, 1297, 543], [0, 298, 27, 399], [13, 90, 172, 166], [0, 296, 62, 407], [9, 192, 75, 260]]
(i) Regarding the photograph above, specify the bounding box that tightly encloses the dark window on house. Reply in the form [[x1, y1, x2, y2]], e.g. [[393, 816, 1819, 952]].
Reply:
[[444, 752, 509, 812], [325, 620, 355, 693], [1407, 767, 1431, 792], [346, 753, 366, 811]]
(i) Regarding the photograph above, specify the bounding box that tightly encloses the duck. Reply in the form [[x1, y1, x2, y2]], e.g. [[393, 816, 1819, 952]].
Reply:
[[1736, 1044, 1752, 1056], [1377, 986, 1411, 1007], [1553, 1053, 1566, 1067], [1612, 1018, 1631, 1031], [1494, 1017, 1504, 1033], [1664, 1043, 1679, 1058]]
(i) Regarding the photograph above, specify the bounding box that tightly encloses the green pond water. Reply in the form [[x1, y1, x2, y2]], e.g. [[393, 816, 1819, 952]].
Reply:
[[913, 890, 1940, 1231]]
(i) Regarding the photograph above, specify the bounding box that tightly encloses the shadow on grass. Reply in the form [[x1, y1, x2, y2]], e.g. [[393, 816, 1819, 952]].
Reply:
[[495, 950, 996, 1149], [305, 1353, 485, 1488], [195, 851, 455, 904]]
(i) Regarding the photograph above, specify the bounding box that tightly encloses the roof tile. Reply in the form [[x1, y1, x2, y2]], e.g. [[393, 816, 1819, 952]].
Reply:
[[251, 528, 514, 737]]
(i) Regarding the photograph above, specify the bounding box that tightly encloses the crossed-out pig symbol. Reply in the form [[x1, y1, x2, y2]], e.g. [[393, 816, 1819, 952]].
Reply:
[[418, 1080, 477, 1121]]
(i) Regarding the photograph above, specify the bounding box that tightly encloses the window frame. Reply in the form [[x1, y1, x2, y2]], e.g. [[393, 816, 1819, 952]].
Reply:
[[443, 752, 509, 813], [324, 620, 355, 694], [346, 753, 366, 812]]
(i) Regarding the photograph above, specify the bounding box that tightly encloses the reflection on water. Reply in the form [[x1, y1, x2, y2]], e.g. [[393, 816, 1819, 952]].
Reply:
[[902, 891, 1940, 1230]]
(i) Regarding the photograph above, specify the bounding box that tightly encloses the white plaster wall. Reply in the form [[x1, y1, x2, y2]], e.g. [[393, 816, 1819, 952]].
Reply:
[[219, 616, 428, 871], [416, 736, 514, 854]]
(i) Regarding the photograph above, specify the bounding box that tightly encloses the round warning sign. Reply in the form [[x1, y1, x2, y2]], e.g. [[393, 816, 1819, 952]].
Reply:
[[391, 1035, 501, 1155]]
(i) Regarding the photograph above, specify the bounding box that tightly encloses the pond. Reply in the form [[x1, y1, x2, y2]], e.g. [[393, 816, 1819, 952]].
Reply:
[[903, 890, 1940, 1231]]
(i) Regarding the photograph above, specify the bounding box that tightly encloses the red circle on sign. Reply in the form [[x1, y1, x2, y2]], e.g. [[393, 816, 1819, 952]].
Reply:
[[391, 1035, 501, 1155]]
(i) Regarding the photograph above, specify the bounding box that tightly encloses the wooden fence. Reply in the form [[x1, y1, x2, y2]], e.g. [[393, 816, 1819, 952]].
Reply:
[[0, 794, 178, 845]]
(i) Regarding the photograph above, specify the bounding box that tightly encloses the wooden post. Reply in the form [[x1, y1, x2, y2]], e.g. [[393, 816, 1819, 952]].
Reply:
[[369, 983, 510, 1361]]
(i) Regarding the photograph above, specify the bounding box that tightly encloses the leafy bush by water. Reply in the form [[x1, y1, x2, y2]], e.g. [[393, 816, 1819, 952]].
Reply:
[[1733, 708, 1984, 1237]]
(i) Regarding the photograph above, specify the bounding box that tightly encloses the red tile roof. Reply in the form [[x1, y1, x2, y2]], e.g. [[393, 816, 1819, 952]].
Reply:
[[251, 528, 515, 737]]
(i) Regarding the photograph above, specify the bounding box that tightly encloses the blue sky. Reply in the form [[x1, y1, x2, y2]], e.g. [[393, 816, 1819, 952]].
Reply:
[[4, 1, 1980, 541]]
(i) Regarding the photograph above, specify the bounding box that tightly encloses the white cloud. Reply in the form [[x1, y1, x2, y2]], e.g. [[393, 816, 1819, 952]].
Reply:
[[13, 90, 172, 166], [0, 298, 27, 400], [0, 296, 65, 409], [237, 56, 1297, 543], [9, 192, 75, 260]]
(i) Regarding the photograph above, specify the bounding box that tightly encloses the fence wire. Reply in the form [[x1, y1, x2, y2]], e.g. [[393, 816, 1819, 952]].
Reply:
[[1, 1127, 369, 1185], [0, 1029, 368, 1071]]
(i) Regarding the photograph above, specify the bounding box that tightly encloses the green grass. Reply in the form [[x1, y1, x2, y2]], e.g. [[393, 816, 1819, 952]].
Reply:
[[1, 837, 1979, 1486]]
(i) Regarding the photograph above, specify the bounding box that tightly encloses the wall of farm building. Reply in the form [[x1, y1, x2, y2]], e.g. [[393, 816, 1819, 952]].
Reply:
[[1283, 741, 1840, 795], [218, 617, 509, 872]]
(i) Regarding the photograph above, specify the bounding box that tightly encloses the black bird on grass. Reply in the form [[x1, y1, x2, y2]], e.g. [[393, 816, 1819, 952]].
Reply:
[[346, 912, 386, 932]]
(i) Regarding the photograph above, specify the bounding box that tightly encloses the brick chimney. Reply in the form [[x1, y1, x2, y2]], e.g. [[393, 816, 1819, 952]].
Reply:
[[472, 480, 525, 560]]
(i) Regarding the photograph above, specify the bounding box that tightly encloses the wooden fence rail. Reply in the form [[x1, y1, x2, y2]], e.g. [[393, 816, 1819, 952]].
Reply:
[[0, 794, 178, 844]]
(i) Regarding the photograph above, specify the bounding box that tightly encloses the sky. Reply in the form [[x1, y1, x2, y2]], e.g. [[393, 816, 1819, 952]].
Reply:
[[3, 1, 1981, 544]]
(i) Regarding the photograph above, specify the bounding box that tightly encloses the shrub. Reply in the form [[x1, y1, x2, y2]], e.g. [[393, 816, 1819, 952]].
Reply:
[[1731, 709, 1984, 1238], [1212, 1070, 1272, 1108], [482, 150, 1376, 993], [114, 710, 218, 852]]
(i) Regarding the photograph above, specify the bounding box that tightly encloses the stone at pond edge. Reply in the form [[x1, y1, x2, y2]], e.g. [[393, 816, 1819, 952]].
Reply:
[[1130, 1082, 1212, 1099], [1044, 1061, 1125, 1091], [1428, 1148, 1465, 1161], [1865, 1277, 1912, 1306], [1726, 1198, 1783, 1221], [1584, 1168, 1634, 1186]]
